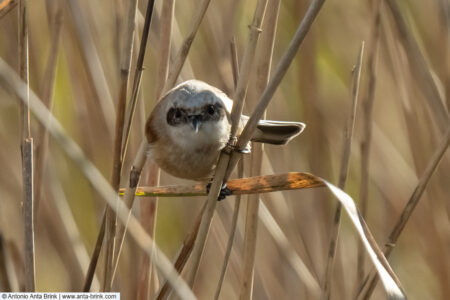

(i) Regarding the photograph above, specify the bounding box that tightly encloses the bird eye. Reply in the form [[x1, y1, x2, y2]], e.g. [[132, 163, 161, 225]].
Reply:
[[167, 107, 184, 125], [174, 109, 182, 119], [206, 104, 216, 115]]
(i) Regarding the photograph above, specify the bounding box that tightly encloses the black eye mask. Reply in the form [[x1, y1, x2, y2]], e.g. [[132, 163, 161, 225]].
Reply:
[[166, 103, 224, 127]]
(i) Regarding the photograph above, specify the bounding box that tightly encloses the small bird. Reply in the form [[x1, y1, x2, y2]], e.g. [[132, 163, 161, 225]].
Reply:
[[145, 80, 305, 181]]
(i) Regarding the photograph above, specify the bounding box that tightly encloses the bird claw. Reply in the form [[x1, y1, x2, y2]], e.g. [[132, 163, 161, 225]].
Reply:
[[206, 182, 232, 201]]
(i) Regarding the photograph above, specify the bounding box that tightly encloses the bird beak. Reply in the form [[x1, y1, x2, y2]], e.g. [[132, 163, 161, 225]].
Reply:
[[191, 115, 201, 133]]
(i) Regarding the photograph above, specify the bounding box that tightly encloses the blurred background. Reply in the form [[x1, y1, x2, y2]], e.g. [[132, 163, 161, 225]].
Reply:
[[0, 0, 449, 299]]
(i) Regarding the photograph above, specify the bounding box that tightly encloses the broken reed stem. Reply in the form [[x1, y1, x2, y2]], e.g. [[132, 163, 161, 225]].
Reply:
[[103, 0, 139, 291], [356, 1, 380, 295], [34, 2, 63, 217], [357, 125, 450, 300], [322, 42, 364, 300], [240, 0, 279, 298], [0, 57, 196, 300], [384, 0, 449, 131], [184, 0, 268, 287], [214, 161, 243, 300], [19, 0, 35, 292], [164, 0, 212, 92], [84, 0, 156, 292]]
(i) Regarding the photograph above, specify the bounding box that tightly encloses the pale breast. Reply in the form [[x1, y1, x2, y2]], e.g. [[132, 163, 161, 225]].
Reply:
[[151, 138, 223, 181]]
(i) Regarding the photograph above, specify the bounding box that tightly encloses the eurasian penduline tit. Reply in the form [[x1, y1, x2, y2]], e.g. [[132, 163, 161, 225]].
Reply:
[[145, 79, 305, 183]]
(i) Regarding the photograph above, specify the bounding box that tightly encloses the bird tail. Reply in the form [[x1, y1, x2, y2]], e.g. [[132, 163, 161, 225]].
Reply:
[[251, 120, 305, 145]]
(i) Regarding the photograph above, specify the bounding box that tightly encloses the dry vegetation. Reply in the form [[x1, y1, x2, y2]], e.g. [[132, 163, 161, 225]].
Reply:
[[0, 0, 449, 299]]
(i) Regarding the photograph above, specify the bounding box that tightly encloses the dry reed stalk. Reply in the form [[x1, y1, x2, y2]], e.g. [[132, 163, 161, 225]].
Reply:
[[356, 126, 450, 300], [18, 0, 35, 292], [34, 1, 63, 217], [103, 0, 139, 291], [84, 0, 156, 292], [322, 42, 364, 300], [0, 57, 195, 300], [163, 0, 212, 92], [240, 0, 279, 298], [214, 160, 243, 300], [183, 0, 269, 289], [136, 2, 173, 297], [384, 0, 449, 131], [66, 0, 115, 137], [356, 1, 380, 294]]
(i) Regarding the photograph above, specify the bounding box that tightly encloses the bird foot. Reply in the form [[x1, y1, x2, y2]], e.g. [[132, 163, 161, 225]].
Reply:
[[206, 182, 232, 201]]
